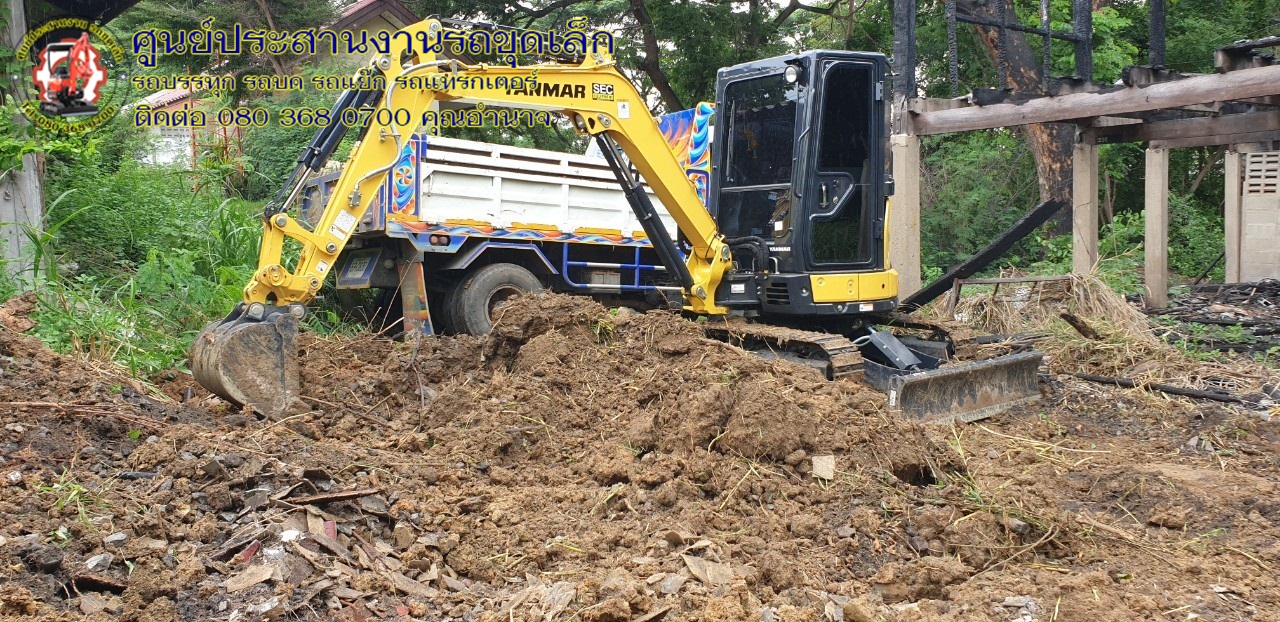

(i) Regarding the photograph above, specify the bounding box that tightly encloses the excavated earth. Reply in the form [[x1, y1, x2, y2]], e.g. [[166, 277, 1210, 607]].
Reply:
[[2, 292, 1279, 621]]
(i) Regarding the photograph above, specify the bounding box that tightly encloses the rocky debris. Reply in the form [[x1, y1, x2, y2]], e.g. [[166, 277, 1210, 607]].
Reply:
[[84, 553, 113, 572], [2, 293, 1280, 621]]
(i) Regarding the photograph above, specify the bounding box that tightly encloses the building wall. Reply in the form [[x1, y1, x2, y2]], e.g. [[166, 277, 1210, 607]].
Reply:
[[1239, 151, 1280, 281]]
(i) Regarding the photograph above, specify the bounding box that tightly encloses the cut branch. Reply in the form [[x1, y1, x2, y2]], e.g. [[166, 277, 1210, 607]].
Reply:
[[1187, 146, 1226, 196], [1069, 373, 1243, 403]]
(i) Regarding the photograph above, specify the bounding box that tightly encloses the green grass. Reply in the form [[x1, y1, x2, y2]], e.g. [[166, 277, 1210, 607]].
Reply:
[[2, 154, 364, 378], [2, 152, 269, 375]]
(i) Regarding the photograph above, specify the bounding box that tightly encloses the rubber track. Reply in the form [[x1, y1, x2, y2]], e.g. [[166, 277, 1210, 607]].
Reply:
[[702, 318, 863, 379]]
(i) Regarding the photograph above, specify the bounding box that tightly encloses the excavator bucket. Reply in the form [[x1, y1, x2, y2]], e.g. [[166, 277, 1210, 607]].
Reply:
[[191, 307, 301, 417], [864, 351, 1044, 424]]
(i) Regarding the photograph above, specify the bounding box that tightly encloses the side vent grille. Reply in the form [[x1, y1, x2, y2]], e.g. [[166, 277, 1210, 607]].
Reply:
[[764, 282, 790, 305]]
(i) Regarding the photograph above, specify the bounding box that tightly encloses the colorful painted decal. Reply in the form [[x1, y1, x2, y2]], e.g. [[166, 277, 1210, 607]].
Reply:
[[386, 221, 656, 253], [382, 133, 429, 219], [657, 101, 714, 206]]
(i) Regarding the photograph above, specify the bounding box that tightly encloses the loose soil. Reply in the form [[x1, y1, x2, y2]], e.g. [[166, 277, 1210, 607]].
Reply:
[[2, 292, 1279, 621]]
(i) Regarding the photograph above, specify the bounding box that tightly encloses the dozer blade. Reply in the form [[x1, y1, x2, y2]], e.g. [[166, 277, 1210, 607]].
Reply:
[[868, 351, 1044, 424], [191, 306, 301, 417]]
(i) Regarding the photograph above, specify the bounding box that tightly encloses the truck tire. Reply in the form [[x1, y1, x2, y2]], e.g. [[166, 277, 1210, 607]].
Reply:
[[449, 263, 543, 335], [435, 277, 468, 335]]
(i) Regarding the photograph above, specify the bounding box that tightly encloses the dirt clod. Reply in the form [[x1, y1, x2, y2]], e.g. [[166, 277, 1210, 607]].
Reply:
[[2, 293, 1279, 621]]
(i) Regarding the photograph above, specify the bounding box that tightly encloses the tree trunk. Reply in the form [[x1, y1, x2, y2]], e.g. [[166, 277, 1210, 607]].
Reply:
[[956, 0, 1076, 234], [629, 0, 684, 111], [2, 0, 44, 280]]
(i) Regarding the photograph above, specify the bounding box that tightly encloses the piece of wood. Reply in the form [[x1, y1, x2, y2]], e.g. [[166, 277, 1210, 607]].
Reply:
[[890, 134, 923, 297], [225, 563, 276, 592], [1073, 142, 1099, 275], [1070, 373, 1243, 403], [1058, 312, 1101, 340], [1215, 36, 1280, 73], [905, 96, 973, 114], [286, 488, 380, 506], [1088, 111, 1280, 145], [1145, 147, 1170, 308], [1152, 129, 1280, 150], [388, 571, 438, 599], [911, 64, 1280, 135], [900, 198, 1067, 311]]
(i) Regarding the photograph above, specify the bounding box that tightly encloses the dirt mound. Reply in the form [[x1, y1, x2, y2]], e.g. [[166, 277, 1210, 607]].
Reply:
[[3, 293, 1279, 620]]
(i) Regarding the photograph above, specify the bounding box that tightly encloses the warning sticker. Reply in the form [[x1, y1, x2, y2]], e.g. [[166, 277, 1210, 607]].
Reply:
[[617, 101, 630, 119], [332, 210, 357, 236]]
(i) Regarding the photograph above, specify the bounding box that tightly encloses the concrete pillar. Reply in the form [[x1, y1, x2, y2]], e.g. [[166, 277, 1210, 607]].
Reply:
[[1144, 147, 1169, 307], [1, 0, 41, 280], [1224, 149, 1242, 282], [1072, 141, 1099, 274], [889, 133, 922, 297]]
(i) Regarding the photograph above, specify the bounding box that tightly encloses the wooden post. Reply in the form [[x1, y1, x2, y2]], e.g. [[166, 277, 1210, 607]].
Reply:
[[1, 0, 42, 280], [1072, 141, 1099, 274], [890, 133, 922, 297], [1144, 147, 1169, 307]]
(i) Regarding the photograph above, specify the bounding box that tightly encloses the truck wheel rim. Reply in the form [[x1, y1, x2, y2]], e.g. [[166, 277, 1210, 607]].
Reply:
[[487, 286, 524, 320]]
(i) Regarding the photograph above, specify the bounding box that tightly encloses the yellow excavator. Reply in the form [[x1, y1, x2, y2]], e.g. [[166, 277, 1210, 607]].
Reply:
[[192, 17, 1043, 422]]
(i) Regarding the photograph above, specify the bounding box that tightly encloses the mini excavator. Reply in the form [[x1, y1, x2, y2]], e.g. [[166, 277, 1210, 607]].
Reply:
[[38, 33, 99, 117], [192, 17, 1043, 422]]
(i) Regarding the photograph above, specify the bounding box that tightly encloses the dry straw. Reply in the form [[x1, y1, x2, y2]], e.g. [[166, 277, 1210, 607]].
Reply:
[[920, 273, 1277, 395]]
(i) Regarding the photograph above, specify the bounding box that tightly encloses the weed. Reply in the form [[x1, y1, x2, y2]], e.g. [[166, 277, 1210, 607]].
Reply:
[[38, 468, 110, 526], [591, 317, 616, 342], [714, 366, 741, 386]]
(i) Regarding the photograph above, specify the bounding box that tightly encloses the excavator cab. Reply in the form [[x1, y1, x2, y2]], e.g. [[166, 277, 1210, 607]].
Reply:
[[707, 52, 899, 319]]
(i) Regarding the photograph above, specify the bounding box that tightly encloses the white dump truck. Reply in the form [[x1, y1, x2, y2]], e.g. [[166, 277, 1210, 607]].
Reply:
[[300, 106, 713, 335]]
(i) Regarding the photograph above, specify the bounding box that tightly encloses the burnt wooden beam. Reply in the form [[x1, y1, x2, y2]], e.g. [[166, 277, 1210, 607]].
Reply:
[[1152, 129, 1280, 150], [911, 64, 1280, 135], [954, 12, 1081, 41], [1215, 36, 1279, 73], [900, 199, 1068, 312], [1122, 65, 1197, 87], [1084, 110, 1280, 145]]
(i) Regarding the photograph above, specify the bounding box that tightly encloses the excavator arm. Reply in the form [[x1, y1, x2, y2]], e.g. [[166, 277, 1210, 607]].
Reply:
[[247, 19, 731, 314], [194, 17, 732, 414]]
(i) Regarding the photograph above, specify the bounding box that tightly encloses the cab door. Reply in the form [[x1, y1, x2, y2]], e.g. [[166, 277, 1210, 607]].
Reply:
[[804, 58, 887, 271]]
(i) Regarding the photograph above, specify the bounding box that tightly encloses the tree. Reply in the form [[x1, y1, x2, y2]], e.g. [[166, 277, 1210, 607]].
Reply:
[[953, 0, 1077, 232]]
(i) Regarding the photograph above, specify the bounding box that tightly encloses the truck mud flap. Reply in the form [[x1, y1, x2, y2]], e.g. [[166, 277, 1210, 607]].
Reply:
[[867, 351, 1044, 424]]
